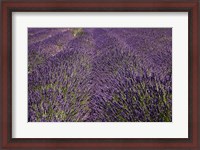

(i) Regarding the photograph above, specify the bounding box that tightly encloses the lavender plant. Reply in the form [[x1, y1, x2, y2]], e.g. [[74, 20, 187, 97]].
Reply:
[[28, 28, 172, 122]]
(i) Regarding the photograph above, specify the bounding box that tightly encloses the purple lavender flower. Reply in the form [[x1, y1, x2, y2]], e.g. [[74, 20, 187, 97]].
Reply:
[[28, 28, 172, 122]]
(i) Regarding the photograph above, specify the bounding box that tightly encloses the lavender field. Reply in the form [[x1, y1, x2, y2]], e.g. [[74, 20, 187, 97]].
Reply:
[[28, 28, 172, 122]]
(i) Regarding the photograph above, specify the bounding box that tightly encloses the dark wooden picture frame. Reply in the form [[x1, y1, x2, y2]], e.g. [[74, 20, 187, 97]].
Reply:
[[1, 0, 199, 149]]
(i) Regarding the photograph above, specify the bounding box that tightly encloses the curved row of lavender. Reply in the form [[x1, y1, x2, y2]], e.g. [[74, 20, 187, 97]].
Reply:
[[28, 28, 172, 122]]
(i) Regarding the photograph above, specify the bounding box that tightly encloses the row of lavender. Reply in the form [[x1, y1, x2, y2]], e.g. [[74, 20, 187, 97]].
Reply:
[[28, 28, 172, 122]]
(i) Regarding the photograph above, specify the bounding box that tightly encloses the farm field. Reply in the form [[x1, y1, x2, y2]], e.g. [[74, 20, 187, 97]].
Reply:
[[28, 28, 172, 122]]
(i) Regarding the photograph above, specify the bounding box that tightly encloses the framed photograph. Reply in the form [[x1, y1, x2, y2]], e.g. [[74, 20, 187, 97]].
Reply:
[[1, 0, 199, 149]]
